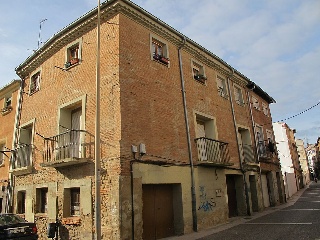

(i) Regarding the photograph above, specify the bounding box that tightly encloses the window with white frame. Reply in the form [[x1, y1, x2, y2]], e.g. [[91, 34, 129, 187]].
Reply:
[[234, 84, 244, 106], [217, 76, 228, 98], [65, 40, 82, 68], [30, 71, 40, 94], [252, 96, 260, 110], [192, 61, 206, 83], [151, 35, 169, 65], [262, 102, 269, 116]]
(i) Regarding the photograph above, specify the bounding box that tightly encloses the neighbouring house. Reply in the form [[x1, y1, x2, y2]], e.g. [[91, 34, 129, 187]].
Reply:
[[12, 0, 284, 239], [247, 83, 285, 208], [273, 122, 302, 200], [296, 139, 310, 186], [0, 80, 21, 213], [306, 143, 318, 179]]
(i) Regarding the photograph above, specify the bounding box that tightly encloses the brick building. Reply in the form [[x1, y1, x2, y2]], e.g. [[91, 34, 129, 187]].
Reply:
[[0, 80, 21, 213], [12, 0, 283, 239]]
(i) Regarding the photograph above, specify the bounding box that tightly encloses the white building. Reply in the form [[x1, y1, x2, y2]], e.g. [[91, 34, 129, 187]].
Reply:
[[273, 122, 301, 199]]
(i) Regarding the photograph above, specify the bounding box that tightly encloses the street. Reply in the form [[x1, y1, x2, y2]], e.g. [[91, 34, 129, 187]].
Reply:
[[200, 182, 320, 240]]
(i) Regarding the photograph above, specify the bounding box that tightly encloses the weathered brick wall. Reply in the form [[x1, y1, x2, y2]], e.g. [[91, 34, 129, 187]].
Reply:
[[15, 14, 122, 239]]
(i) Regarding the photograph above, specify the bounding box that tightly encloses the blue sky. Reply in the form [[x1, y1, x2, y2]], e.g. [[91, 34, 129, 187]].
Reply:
[[1, 0, 320, 144]]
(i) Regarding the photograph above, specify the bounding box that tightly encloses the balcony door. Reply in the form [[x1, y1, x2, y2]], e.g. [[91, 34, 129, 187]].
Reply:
[[71, 108, 82, 158], [196, 120, 208, 161]]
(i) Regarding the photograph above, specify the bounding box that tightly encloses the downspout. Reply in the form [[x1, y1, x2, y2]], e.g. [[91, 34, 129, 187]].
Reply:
[[226, 68, 251, 216], [130, 160, 135, 240], [246, 83, 265, 209], [7, 79, 25, 213], [178, 36, 198, 232]]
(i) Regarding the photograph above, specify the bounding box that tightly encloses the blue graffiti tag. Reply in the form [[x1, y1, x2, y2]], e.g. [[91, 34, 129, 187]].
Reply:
[[198, 198, 216, 212]]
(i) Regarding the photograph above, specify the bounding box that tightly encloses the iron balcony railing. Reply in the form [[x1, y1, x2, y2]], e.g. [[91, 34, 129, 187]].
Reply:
[[12, 144, 32, 169], [195, 137, 230, 164], [242, 144, 255, 163], [43, 130, 94, 164], [257, 140, 275, 159]]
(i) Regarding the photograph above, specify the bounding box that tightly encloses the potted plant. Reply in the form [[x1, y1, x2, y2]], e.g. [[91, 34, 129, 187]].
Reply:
[[160, 56, 169, 65], [70, 57, 79, 65]]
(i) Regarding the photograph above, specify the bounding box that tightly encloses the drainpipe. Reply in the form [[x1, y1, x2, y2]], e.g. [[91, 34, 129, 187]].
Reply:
[[130, 160, 135, 240], [246, 83, 265, 210], [178, 36, 198, 232], [226, 68, 251, 216]]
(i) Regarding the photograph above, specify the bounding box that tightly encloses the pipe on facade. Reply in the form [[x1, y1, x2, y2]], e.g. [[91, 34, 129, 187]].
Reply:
[[178, 36, 198, 232], [226, 68, 251, 216], [130, 160, 135, 240], [246, 83, 266, 210]]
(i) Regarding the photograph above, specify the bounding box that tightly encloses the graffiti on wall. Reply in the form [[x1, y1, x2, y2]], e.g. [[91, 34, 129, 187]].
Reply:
[[198, 186, 216, 212]]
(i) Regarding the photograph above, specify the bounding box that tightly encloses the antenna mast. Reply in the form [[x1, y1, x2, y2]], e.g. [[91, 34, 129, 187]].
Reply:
[[38, 19, 47, 49]]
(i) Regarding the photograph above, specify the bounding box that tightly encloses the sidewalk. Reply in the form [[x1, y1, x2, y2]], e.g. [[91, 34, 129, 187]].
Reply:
[[163, 184, 309, 240]]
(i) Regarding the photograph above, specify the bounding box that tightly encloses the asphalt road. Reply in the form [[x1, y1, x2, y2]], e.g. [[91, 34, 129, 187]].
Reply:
[[200, 182, 320, 240]]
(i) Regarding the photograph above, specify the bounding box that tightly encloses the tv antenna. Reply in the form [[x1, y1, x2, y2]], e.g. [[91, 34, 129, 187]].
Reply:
[[38, 18, 47, 49]]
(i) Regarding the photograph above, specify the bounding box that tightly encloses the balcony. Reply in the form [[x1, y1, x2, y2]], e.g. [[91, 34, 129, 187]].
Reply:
[[11, 144, 33, 176], [41, 130, 94, 168], [257, 140, 275, 160], [194, 137, 231, 166]]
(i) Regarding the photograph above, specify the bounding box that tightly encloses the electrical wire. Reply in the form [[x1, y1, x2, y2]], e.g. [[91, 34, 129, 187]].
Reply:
[[276, 101, 320, 123]]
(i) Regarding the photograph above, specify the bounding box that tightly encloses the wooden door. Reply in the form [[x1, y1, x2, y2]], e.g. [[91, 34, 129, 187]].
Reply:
[[226, 175, 238, 217], [142, 184, 174, 240]]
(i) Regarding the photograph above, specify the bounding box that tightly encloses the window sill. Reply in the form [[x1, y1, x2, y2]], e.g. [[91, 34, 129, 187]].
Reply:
[[61, 216, 81, 225], [64, 60, 80, 70], [1, 106, 13, 116], [35, 213, 48, 218]]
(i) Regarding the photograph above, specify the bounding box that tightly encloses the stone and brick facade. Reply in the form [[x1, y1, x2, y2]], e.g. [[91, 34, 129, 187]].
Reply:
[[9, 0, 284, 239]]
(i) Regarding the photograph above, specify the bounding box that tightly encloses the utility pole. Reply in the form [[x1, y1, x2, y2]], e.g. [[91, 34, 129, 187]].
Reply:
[[95, 0, 101, 239]]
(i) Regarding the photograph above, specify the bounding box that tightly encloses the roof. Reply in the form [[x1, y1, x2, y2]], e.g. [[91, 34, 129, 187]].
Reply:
[[0, 80, 21, 98]]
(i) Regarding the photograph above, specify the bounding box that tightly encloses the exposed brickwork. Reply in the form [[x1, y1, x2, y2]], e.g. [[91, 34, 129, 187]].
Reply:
[[10, 1, 283, 239]]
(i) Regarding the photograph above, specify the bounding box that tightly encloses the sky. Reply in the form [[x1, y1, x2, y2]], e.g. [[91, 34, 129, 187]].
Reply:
[[1, 0, 319, 145]]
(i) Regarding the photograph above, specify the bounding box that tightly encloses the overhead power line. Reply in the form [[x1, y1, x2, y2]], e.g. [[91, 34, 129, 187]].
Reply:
[[277, 101, 320, 122]]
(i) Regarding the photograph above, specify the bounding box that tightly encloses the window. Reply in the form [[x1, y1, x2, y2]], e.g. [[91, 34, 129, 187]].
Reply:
[[30, 72, 40, 94], [217, 76, 228, 98], [63, 187, 80, 217], [262, 103, 269, 116], [15, 122, 33, 169], [65, 39, 82, 68], [36, 188, 48, 213], [234, 85, 244, 106], [17, 191, 26, 214], [71, 188, 80, 216], [5, 95, 12, 108], [151, 35, 169, 65], [192, 61, 206, 83], [252, 96, 260, 110]]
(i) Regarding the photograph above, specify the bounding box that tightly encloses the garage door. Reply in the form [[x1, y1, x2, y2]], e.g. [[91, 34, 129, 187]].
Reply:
[[142, 184, 174, 240]]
